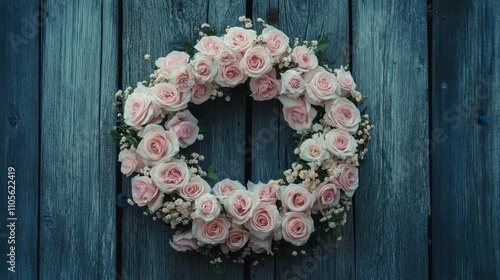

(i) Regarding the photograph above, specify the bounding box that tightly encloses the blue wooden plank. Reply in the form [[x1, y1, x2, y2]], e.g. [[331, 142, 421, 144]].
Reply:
[[431, 1, 500, 278], [40, 0, 117, 278], [250, 1, 354, 279], [0, 1, 40, 279], [352, 1, 430, 279], [120, 1, 246, 279]]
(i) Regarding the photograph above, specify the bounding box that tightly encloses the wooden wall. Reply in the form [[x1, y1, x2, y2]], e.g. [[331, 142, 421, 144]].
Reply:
[[0, 0, 498, 279]]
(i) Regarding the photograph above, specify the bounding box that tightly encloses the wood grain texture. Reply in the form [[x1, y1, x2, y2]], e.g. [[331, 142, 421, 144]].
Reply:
[[40, 0, 117, 278], [120, 1, 246, 279], [352, 1, 430, 279], [0, 1, 40, 279], [431, 1, 500, 279], [250, 1, 354, 279]]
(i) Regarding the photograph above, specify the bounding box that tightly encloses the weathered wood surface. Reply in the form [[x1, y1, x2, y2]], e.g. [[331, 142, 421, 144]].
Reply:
[[250, 1, 355, 279], [1, 0, 500, 279], [121, 1, 246, 279], [352, 1, 430, 279], [39, 0, 117, 279], [0, 1, 40, 279], [431, 1, 500, 279]]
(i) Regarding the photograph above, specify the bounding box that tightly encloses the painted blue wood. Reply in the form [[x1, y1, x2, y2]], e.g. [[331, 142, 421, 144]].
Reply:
[[431, 1, 500, 279], [249, 1, 355, 279], [120, 1, 246, 279], [0, 1, 40, 279], [352, 1, 430, 279], [40, 0, 117, 278]]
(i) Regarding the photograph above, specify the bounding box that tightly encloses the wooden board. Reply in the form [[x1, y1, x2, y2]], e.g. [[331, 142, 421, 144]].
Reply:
[[39, 0, 117, 278], [249, 1, 355, 279], [120, 1, 246, 279], [0, 1, 40, 279], [352, 1, 431, 279], [431, 1, 500, 278]]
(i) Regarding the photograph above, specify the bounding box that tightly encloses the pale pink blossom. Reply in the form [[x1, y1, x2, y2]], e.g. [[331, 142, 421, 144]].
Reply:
[[192, 215, 229, 244], [179, 176, 211, 201], [249, 69, 281, 101], [194, 36, 223, 59], [136, 124, 179, 165], [224, 190, 260, 224], [324, 129, 357, 160], [240, 45, 273, 78], [261, 26, 289, 56], [131, 175, 164, 212], [223, 27, 257, 53], [244, 203, 281, 240], [165, 110, 199, 148], [324, 97, 361, 133], [312, 182, 340, 211], [169, 230, 198, 252], [278, 96, 317, 132], [291, 46, 318, 72], [155, 51, 190, 71], [280, 184, 314, 212], [150, 159, 190, 193], [194, 193, 221, 221], [280, 69, 306, 98], [281, 211, 314, 246], [335, 164, 359, 197], [118, 147, 144, 176]]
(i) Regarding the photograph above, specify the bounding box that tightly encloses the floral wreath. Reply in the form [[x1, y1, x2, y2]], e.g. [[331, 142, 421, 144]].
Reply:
[[112, 16, 373, 265]]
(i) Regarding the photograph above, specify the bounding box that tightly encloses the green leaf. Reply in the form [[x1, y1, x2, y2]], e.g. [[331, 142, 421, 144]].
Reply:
[[315, 43, 328, 52], [207, 163, 219, 181], [198, 120, 209, 134]]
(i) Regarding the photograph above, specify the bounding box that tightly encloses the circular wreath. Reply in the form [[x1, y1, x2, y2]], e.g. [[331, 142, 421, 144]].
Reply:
[[112, 16, 373, 264]]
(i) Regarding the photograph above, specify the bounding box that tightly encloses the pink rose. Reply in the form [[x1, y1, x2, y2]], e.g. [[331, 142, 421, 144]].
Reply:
[[150, 82, 190, 112], [179, 176, 211, 201], [324, 129, 357, 160], [123, 91, 161, 129], [191, 53, 217, 83], [169, 64, 195, 93], [278, 96, 317, 132], [312, 182, 341, 211], [118, 147, 144, 176], [280, 184, 314, 212], [299, 137, 329, 165], [165, 110, 199, 148], [194, 36, 223, 59], [240, 45, 273, 78], [335, 164, 359, 197], [191, 81, 212, 105], [169, 230, 198, 252], [136, 124, 180, 165], [249, 236, 273, 254], [149, 159, 190, 193], [131, 175, 164, 212], [303, 67, 341, 105], [291, 46, 318, 72], [212, 179, 245, 200], [155, 51, 190, 71], [261, 26, 289, 56], [214, 62, 247, 87], [249, 69, 281, 101], [247, 182, 277, 204], [194, 193, 221, 221], [215, 46, 242, 65], [192, 215, 229, 245], [226, 228, 249, 252], [224, 190, 260, 224], [281, 212, 315, 246], [280, 69, 306, 98], [335, 67, 356, 97], [244, 203, 281, 240], [223, 27, 257, 53], [324, 97, 361, 133]]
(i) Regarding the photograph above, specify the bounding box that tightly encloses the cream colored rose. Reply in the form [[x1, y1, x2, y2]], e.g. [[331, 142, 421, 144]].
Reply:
[[299, 137, 330, 165], [324, 129, 357, 160]]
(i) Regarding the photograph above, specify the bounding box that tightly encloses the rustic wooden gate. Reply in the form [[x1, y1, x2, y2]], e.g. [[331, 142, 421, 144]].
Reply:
[[1, 0, 499, 279]]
